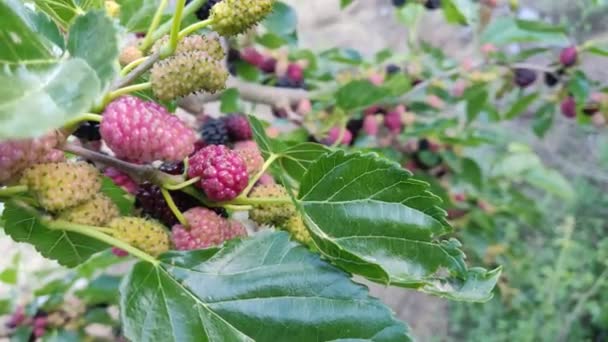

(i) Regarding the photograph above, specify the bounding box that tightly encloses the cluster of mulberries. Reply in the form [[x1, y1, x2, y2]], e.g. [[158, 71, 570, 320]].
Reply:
[[234, 46, 307, 89], [320, 104, 414, 147], [150, 34, 228, 101], [18, 161, 120, 227], [0, 132, 65, 185]]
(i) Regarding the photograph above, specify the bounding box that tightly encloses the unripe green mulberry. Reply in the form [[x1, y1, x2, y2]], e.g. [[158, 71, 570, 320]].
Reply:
[[20, 162, 101, 212], [210, 0, 275, 36], [151, 51, 228, 101], [152, 35, 225, 61], [57, 194, 119, 226], [249, 184, 295, 226], [284, 215, 312, 245], [109, 217, 170, 256]]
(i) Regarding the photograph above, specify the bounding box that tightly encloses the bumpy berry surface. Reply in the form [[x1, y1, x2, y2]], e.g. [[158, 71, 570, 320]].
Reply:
[[0, 132, 63, 185], [188, 145, 249, 201], [514, 68, 537, 88], [73, 121, 101, 142], [284, 215, 312, 244], [225, 219, 248, 240], [57, 194, 119, 226], [187, 0, 222, 20], [152, 34, 225, 61], [224, 114, 252, 141], [210, 0, 274, 36], [101, 96, 196, 163], [20, 162, 101, 212], [249, 184, 296, 226], [171, 207, 230, 250], [233, 141, 264, 177], [104, 167, 138, 194], [109, 217, 170, 256], [159, 162, 185, 175], [200, 118, 229, 145], [151, 51, 228, 100], [135, 182, 198, 226]]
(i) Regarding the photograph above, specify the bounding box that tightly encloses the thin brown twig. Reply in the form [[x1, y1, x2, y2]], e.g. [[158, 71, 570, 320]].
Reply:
[[111, 51, 161, 91], [61, 143, 181, 186]]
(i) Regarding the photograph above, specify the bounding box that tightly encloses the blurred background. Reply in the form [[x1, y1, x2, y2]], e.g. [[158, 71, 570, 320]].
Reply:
[[2, 0, 608, 341]]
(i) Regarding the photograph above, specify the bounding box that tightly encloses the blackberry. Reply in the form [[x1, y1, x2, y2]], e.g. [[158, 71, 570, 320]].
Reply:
[[135, 182, 198, 226], [187, 0, 222, 21], [346, 118, 364, 137], [425, 0, 441, 9], [276, 76, 303, 89], [544, 72, 559, 87], [418, 138, 430, 151], [386, 64, 401, 75], [514, 68, 537, 88], [200, 118, 229, 145], [583, 103, 600, 116], [73, 121, 101, 142], [272, 106, 289, 119], [159, 162, 184, 175]]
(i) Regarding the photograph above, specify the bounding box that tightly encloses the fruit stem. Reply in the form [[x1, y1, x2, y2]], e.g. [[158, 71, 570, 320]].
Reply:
[[62, 113, 103, 132], [140, 0, 208, 51], [106, 82, 152, 102], [141, 0, 171, 52], [178, 18, 213, 40], [160, 188, 188, 226], [242, 153, 279, 196], [225, 196, 293, 206], [164, 0, 187, 58], [224, 204, 253, 211], [0, 185, 29, 197], [163, 177, 200, 190], [46, 220, 159, 266], [110, 51, 160, 92], [120, 57, 148, 76]]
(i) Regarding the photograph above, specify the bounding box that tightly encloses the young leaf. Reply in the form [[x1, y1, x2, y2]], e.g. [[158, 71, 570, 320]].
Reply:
[[68, 11, 119, 91], [0, 59, 101, 139], [1, 202, 108, 268], [504, 92, 539, 119], [34, 0, 103, 30], [335, 80, 388, 111], [121, 231, 412, 341], [116, 0, 163, 32], [0, 0, 56, 63], [275, 143, 331, 182], [101, 177, 134, 216], [298, 151, 500, 301], [249, 116, 330, 183]]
